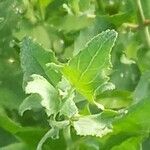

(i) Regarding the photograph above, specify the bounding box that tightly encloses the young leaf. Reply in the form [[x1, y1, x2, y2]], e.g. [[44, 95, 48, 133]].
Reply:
[[20, 37, 61, 87], [57, 77, 78, 118], [73, 110, 117, 137], [60, 92, 78, 118], [19, 94, 42, 116], [62, 30, 118, 102], [25, 74, 61, 116]]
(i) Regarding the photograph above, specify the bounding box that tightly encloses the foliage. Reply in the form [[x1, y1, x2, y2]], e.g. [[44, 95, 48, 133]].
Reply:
[[0, 0, 150, 150]]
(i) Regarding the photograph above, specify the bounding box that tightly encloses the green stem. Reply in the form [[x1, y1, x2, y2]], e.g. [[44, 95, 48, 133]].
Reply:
[[63, 126, 72, 150], [96, 0, 105, 14], [136, 0, 150, 48], [37, 129, 54, 150]]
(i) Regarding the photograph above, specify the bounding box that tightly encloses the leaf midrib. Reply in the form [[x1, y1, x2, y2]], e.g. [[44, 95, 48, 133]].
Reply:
[[78, 33, 115, 82]]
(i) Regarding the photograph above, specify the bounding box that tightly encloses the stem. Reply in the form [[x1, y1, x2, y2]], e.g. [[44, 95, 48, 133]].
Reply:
[[136, 0, 150, 48], [123, 20, 150, 31], [63, 126, 72, 150], [37, 129, 54, 150], [96, 0, 104, 13]]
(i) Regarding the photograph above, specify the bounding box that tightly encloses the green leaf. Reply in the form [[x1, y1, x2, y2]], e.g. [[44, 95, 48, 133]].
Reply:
[[39, 0, 53, 8], [141, 0, 150, 18], [96, 90, 132, 109], [0, 143, 28, 150], [14, 25, 52, 49], [20, 37, 61, 87], [0, 114, 21, 135], [113, 98, 150, 134], [110, 62, 140, 91], [15, 127, 47, 149], [50, 15, 94, 32], [73, 110, 117, 137], [110, 137, 142, 150], [57, 77, 78, 118], [62, 30, 118, 102], [19, 94, 42, 116], [133, 72, 150, 103], [143, 136, 150, 150], [138, 49, 150, 73], [0, 113, 47, 149], [25, 74, 61, 116], [0, 52, 25, 110], [105, 12, 135, 27], [74, 17, 116, 56], [74, 21, 101, 56], [39, 0, 54, 20], [100, 98, 150, 150], [60, 92, 78, 118], [74, 97, 150, 149], [0, 87, 22, 110], [71, 137, 100, 150]]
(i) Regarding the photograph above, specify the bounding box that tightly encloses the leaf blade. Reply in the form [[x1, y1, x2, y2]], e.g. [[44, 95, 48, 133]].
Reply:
[[62, 30, 118, 101], [25, 74, 60, 116], [20, 37, 61, 87]]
